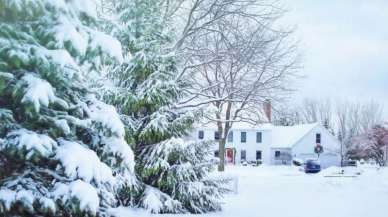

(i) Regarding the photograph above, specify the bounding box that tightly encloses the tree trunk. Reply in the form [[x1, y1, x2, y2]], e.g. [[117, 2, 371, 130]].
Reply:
[[340, 142, 344, 167], [218, 138, 226, 172], [385, 145, 388, 166]]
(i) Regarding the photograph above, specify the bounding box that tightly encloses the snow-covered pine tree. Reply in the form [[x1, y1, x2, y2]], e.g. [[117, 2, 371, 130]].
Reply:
[[103, 0, 228, 214], [0, 0, 136, 216]]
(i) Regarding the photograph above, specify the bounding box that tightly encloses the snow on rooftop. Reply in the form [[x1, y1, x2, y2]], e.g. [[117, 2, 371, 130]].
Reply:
[[195, 121, 273, 131], [195, 121, 320, 148], [270, 123, 318, 148]]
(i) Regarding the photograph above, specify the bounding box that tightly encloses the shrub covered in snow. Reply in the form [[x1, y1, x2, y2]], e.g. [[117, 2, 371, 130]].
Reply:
[[0, 0, 135, 216], [103, 0, 229, 214]]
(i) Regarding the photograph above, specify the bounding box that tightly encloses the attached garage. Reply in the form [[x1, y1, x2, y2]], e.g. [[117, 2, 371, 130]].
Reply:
[[272, 123, 341, 168], [319, 153, 341, 168]]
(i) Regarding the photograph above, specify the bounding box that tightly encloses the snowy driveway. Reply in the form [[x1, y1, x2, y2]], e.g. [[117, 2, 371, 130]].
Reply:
[[111, 166, 388, 217]]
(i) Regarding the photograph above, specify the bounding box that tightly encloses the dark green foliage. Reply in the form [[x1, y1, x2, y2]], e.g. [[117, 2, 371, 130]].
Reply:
[[104, 0, 228, 213], [0, 1, 135, 216]]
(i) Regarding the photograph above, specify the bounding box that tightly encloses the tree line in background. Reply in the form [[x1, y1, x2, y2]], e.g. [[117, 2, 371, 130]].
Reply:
[[0, 0, 298, 216], [273, 98, 388, 166]]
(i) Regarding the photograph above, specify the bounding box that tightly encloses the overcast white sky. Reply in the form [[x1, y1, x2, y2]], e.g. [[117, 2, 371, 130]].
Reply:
[[283, 0, 388, 119]]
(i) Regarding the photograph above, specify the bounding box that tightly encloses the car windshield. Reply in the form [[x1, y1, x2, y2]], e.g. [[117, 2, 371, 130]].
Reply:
[[306, 160, 319, 164]]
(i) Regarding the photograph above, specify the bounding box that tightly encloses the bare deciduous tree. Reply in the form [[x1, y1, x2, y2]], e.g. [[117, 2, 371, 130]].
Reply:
[[273, 98, 334, 130], [178, 1, 299, 171], [336, 100, 383, 164], [272, 103, 304, 126], [298, 98, 334, 131], [353, 124, 388, 166]]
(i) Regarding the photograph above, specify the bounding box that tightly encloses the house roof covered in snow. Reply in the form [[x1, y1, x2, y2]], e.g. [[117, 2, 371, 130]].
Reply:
[[270, 123, 319, 148], [195, 122, 320, 148], [194, 121, 273, 131]]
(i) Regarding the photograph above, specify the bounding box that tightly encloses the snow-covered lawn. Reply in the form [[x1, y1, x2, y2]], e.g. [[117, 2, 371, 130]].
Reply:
[[111, 165, 388, 217]]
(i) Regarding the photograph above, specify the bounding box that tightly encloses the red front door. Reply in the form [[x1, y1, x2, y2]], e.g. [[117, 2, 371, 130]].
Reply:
[[226, 148, 234, 164]]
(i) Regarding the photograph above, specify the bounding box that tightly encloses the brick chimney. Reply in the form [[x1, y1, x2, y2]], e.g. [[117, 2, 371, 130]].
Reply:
[[263, 99, 272, 123]]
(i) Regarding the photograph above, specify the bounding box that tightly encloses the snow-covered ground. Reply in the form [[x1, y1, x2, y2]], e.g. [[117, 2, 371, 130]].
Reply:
[[110, 165, 388, 217]]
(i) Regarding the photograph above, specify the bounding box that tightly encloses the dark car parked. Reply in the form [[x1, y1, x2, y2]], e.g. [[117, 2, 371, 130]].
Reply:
[[344, 160, 357, 167], [304, 159, 321, 173]]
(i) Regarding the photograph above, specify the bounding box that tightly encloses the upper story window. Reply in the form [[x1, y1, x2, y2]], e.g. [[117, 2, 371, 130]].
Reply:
[[316, 133, 321, 144], [227, 131, 233, 142], [241, 132, 247, 143], [198, 130, 204, 140], [214, 131, 220, 140], [256, 132, 262, 143]]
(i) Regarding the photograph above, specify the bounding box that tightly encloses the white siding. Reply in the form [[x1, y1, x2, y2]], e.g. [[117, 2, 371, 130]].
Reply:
[[229, 130, 271, 164], [292, 125, 341, 168], [190, 123, 341, 168], [190, 128, 272, 165]]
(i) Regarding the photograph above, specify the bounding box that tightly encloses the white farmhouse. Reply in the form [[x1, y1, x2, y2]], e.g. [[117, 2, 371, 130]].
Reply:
[[192, 122, 341, 168]]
